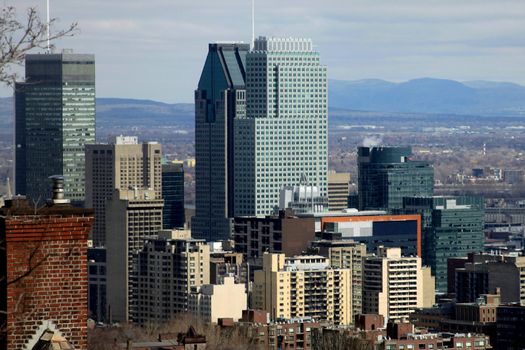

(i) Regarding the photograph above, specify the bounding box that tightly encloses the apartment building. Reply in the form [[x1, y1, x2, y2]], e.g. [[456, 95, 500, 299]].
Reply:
[[309, 239, 367, 316], [133, 230, 210, 325], [253, 253, 351, 325], [363, 247, 435, 321]]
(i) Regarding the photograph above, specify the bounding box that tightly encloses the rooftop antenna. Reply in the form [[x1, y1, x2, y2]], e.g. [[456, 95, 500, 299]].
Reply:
[[251, 0, 255, 49], [46, 0, 50, 52]]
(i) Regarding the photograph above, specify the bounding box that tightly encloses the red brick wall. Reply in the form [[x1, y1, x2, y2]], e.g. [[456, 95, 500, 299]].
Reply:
[[5, 214, 93, 350]]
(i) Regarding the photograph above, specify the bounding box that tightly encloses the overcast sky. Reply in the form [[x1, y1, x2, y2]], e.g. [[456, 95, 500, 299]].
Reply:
[[2, 0, 525, 102]]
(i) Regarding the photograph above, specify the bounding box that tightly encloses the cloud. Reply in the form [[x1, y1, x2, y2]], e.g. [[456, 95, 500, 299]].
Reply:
[[1, 0, 524, 102]]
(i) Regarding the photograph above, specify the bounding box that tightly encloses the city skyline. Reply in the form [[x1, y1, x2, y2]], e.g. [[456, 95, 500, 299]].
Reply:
[[1, 0, 525, 102]]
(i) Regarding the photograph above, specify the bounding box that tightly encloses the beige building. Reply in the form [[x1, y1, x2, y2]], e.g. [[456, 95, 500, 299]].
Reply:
[[106, 188, 164, 322], [85, 136, 162, 246], [189, 276, 247, 323], [254, 253, 352, 325], [327, 172, 350, 211], [309, 239, 367, 317], [133, 229, 210, 325], [363, 247, 435, 321]]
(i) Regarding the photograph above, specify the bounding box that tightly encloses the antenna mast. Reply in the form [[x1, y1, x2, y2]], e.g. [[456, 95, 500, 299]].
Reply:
[[251, 0, 255, 49], [46, 0, 50, 52]]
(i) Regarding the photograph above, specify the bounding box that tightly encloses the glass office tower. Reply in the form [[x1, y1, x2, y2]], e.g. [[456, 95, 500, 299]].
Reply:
[[193, 43, 249, 241], [400, 196, 484, 293], [357, 146, 434, 211], [15, 53, 95, 204], [162, 161, 185, 229], [234, 37, 328, 217]]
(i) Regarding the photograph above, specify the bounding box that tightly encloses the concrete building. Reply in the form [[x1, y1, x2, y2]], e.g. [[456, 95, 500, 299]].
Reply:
[[106, 188, 164, 322], [85, 136, 162, 246], [1, 181, 93, 350], [189, 276, 247, 323], [162, 161, 185, 229], [357, 146, 434, 211], [253, 253, 352, 325], [15, 53, 95, 204], [363, 247, 435, 321], [309, 239, 367, 316], [300, 211, 422, 257], [454, 252, 525, 305], [327, 171, 350, 211], [133, 230, 210, 325], [400, 196, 484, 293], [233, 209, 315, 259], [193, 42, 249, 241], [234, 37, 328, 217]]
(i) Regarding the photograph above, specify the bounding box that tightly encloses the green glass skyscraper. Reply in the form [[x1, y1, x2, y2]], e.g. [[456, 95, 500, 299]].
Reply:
[[234, 37, 328, 216], [401, 196, 485, 293], [15, 53, 95, 204], [357, 146, 433, 211]]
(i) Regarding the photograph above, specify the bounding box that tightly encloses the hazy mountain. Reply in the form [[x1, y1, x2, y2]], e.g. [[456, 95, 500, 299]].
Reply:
[[328, 78, 525, 115], [1, 78, 524, 131]]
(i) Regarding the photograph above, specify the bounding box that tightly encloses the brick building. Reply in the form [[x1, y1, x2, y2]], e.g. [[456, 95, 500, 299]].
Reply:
[[0, 182, 93, 350]]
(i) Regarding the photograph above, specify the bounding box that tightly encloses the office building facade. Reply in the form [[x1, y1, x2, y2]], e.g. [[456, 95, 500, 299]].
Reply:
[[401, 196, 485, 293], [162, 161, 185, 229], [234, 37, 328, 217], [193, 43, 249, 241], [357, 146, 433, 211], [85, 137, 162, 246], [15, 53, 95, 204]]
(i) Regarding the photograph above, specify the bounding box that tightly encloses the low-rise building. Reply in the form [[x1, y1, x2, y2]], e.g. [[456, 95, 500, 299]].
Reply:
[[189, 276, 247, 323]]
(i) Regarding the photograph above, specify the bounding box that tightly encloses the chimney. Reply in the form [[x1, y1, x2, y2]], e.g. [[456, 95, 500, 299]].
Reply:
[[49, 175, 70, 204]]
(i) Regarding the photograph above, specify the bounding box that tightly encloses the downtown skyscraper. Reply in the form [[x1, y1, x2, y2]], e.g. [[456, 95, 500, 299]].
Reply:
[[15, 53, 95, 204], [234, 37, 328, 216], [193, 43, 250, 241]]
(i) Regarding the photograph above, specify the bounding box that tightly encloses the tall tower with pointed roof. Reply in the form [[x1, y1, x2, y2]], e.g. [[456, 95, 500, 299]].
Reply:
[[192, 43, 250, 241]]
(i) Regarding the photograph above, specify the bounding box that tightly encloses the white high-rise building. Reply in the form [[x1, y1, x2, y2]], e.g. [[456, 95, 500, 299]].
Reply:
[[234, 37, 328, 216]]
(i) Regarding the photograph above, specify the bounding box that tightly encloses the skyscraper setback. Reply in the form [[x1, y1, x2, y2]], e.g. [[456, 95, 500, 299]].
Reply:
[[234, 37, 328, 217], [15, 53, 95, 204]]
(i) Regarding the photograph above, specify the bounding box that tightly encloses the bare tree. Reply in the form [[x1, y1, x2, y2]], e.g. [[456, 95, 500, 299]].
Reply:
[[0, 5, 78, 85]]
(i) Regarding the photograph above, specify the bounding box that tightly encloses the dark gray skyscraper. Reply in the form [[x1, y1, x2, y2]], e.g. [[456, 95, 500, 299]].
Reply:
[[162, 161, 185, 229], [15, 53, 95, 204], [192, 43, 249, 241]]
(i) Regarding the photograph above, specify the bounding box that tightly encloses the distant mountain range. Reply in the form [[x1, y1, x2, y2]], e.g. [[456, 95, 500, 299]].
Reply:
[[1, 78, 524, 131], [328, 78, 525, 116]]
